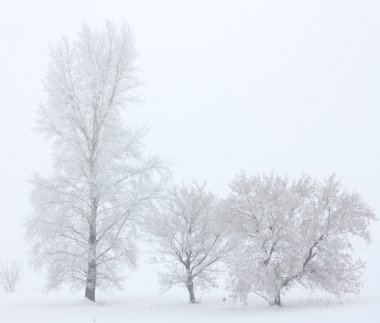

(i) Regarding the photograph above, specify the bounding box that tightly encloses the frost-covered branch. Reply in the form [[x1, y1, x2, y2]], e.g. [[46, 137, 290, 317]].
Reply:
[[224, 173, 376, 306]]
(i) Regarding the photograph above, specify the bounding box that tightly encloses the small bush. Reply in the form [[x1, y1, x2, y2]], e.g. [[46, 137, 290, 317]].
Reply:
[[0, 260, 22, 292]]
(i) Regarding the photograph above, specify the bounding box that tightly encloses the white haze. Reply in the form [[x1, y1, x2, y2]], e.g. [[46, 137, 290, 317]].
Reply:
[[0, 0, 379, 320]]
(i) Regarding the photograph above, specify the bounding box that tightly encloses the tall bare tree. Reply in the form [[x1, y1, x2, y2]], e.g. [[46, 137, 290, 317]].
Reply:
[[26, 22, 167, 301]]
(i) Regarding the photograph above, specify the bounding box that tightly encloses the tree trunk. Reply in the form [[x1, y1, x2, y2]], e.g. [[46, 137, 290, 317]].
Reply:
[[85, 228, 97, 301], [85, 196, 97, 302], [273, 293, 282, 306], [186, 276, 196, 303]]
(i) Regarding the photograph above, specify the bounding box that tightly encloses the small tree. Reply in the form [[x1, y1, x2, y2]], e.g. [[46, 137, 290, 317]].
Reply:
[[26, 22, 167, 302], [0, 261, 22, 293], [224, 173, 375, 306], [148, 182, 230, 303]]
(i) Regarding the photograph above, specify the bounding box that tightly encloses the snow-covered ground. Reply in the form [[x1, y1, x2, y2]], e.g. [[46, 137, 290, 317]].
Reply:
[[1, 229, 379, 323], [0, 291, 377, 323], [1, 285, 379, 323]]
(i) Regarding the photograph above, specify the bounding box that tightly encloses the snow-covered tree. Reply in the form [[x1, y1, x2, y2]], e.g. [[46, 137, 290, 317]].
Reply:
[[0, 261, 22, 293], [26, 22, 167, 301], [224, 173, 375, 306], [147, 183, 230, 303]]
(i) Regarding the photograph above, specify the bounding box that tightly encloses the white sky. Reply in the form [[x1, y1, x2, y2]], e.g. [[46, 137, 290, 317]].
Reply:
[[0, 0, 379, 260]]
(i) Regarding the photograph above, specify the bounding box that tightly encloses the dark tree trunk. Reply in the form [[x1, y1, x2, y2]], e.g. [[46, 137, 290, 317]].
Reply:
[[85, 198, 97, 302], [85, 230, 97, 301], [185, 259, 196, 303], [85, 275, 96, 301], [273, 293, 282, 306], [186, 280, 196, 304], [85, 255, 96, 301]]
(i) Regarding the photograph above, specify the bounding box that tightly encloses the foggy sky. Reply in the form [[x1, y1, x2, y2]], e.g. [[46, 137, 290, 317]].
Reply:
[[0, 0, 379, 260]]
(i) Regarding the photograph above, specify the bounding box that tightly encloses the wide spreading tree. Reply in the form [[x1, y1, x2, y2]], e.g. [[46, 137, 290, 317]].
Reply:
[[224, 173, 375, 306]]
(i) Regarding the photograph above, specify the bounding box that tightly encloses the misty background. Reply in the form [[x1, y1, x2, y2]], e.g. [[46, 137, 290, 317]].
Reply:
[[0, 0, 379, 293]]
